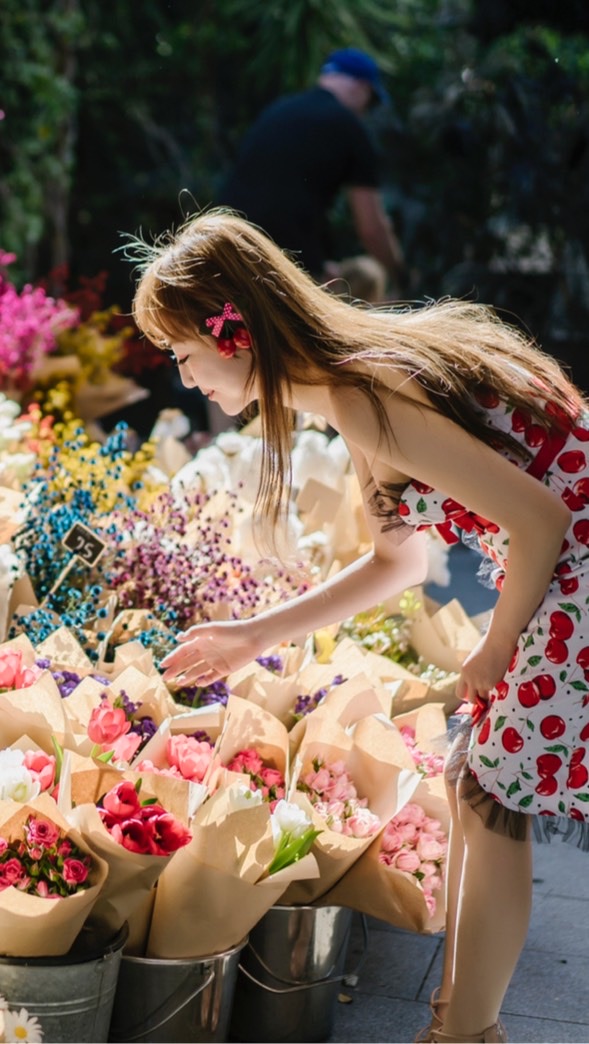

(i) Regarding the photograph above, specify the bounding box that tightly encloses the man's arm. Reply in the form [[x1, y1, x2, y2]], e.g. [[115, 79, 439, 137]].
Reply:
[[347, 186, 405, 295]]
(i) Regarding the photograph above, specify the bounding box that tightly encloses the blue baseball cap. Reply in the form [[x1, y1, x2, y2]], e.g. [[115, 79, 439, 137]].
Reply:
[[320, 48, 389, 106]]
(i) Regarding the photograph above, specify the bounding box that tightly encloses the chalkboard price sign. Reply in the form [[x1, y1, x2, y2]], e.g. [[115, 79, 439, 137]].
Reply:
[[62, 522, 106, 565]]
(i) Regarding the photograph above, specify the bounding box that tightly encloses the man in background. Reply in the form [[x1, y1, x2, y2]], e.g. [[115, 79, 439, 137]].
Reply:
[[217, 47, 405, 294]]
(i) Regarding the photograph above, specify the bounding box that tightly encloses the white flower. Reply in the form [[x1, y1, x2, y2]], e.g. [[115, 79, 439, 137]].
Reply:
[[226, 784, 263, 813], [270, 800, 312, 844], [0, 751, 40, 804], [4, 1006, 44, 1043]]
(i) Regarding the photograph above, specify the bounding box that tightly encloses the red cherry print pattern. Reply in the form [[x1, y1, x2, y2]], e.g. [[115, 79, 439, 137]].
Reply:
[[518, 680, 540, 708], [394, 391, 589, 822], [536, 675, 556, 700], [502, 727, 524, 754], [536, 776, 558, 797], [558, 450, 587, 473], [537, 753, 562, 776], [573, 519, 589, 546], [549, 611, 574, 640], [545, 639, 568, 664], [478, 718, 491, 744], [540, 715, 566, 739]]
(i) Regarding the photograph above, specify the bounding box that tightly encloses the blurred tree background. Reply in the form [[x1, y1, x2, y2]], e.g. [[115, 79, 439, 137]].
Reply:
[[2, 0, 589, 388]]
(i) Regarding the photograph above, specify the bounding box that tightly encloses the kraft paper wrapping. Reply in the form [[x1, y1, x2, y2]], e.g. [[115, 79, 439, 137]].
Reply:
[[318, 775, 450, 935], [0, 674, 70, 751], [0, 792, 109, 957], [73, 374, 148, 422], [391, 702, 450, 759], [146, 783, 319, 959], [288, 672, 394, 758], [410, 595, 483, 673], [61, 758, 193, 943], [280, 714, 422, 906], [227, 661, 303, 725], [36, 627, 95, 675], [216, 694, 289, 778]]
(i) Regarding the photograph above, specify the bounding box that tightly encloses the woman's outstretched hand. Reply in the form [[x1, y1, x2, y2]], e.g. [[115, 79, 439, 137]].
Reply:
[[159, 619, 263, 688]]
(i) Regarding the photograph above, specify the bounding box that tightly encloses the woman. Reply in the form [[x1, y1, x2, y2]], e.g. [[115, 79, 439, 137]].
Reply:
[[130, 209, 588, 1043]]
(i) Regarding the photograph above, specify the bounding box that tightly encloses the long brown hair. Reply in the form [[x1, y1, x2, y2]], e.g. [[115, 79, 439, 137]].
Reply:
[[128, 208, 585, 524]]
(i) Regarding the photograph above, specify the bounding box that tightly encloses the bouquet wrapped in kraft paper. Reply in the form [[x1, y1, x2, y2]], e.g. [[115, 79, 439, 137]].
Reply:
[[288, 671, 394, 758], [62, 756, 193, 945], [146, 780, 319, 960], [0, 791, 108, 957], [319, 773, 450, 935], [0, 636, 71, 751], [280, 713, 422, 906]]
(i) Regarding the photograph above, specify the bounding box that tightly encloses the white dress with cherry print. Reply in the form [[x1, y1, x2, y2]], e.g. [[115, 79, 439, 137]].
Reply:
[[394, 390, 589, 830]]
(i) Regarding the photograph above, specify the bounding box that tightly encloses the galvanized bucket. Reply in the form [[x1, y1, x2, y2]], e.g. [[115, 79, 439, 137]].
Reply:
[[229, 905, 353, 1043], [0, 923, 128, 1044], [108, 937, 247, 1043]]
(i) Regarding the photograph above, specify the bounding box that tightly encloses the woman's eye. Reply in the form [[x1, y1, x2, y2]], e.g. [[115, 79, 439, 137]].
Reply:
[[176, 355, 189, 366]]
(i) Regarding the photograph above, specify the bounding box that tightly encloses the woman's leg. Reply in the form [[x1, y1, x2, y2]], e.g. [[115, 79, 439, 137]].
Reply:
[[436, 776, 464, 1022], [441, 791, 532, 1038]]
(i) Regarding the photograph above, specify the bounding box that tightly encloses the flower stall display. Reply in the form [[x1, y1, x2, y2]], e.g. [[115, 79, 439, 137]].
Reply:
[[0, 792, 108, 956], [0, 252, 78, 399]]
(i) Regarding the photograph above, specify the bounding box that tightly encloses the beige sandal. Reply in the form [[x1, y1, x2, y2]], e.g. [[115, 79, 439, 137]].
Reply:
[[414, 987, 447, 1043], [428, 1020, 507, 1043]]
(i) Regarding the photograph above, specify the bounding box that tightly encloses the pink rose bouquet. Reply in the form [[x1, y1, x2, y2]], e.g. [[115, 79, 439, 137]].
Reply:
[[297, 756, 381, 839], [0, 813, 92, 898], [379, 802, 447, 918], [399, 725, 446, 778]]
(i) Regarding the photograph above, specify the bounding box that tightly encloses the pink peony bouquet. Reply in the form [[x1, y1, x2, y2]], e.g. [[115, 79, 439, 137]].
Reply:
[[297, 756, 381, 839], [98, 779, 192, 856], [0, 813, 92, 898], [379, 801, 447, 917]]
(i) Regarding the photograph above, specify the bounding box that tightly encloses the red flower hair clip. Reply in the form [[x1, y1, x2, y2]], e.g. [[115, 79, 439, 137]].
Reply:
[[205, 302, 252, 359]]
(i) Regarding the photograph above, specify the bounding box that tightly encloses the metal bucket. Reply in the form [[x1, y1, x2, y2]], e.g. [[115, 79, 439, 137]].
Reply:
[[229, 905, 353, 1043], [108, 937, 247, 1043], [0, 924, 128, 1044]]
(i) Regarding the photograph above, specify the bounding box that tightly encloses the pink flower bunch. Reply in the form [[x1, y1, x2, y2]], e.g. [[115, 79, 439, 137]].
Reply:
[[399, 726, 446, 778], [297, 757, 381, 838], [0, 256, 78, 389], [0, 649, 43, 692], [0, 814, 92, 897], [226, 748, 285, 808], [379, 802, 448, 917], [98, 780, 192, 855], [136, 734, 215, 783], [87, 693, 157, 763]]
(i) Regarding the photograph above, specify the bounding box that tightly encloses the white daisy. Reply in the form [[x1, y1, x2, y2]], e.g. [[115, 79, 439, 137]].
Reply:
[[3, 1007, 44, 1043]]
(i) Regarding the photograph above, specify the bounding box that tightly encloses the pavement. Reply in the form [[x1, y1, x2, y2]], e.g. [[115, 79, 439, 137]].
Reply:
[[326, 545, 589, 1044]]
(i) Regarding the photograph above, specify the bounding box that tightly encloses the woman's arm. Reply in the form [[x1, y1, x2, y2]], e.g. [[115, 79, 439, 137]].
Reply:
[[160, 438, 428, 686], [335, 386, 571, 702]]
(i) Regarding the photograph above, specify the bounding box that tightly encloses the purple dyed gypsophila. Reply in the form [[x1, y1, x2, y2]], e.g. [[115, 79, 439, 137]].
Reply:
[[255, 654, 284, 674], [293, 674, 347, 719]]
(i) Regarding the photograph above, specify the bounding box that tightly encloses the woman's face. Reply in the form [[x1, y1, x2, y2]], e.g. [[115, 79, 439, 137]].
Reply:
[[168, 333, 257, 416]]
